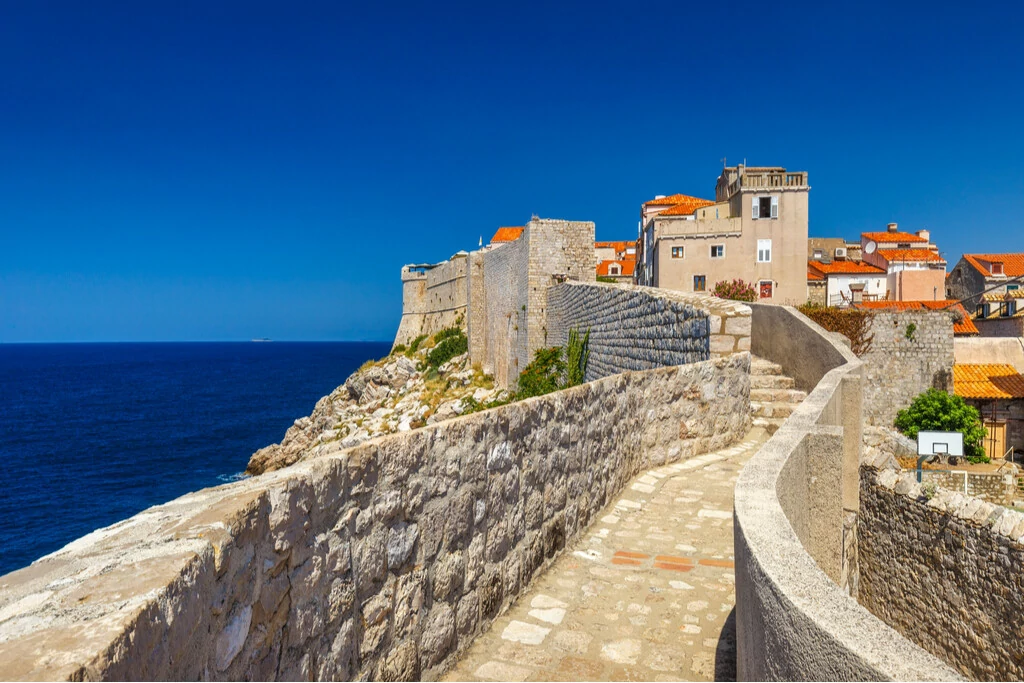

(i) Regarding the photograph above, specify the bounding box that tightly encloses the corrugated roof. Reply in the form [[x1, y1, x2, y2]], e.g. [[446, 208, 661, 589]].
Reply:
[[490, 226, 524, 243], [879, 248, 946, 264], [963, 253, 1024, 278], [954, 364, 1024, 400], [807, 260, 886, 276], [862, 231, 929, 244], [856, 300, 979, 336]]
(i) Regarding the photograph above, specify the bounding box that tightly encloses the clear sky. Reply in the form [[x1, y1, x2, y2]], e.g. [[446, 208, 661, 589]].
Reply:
[[2, 1, 1022, 342]]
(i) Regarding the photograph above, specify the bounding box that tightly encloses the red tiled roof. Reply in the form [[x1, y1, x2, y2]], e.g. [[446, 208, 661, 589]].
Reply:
[[597, 259, 635, 277], [807, 269, 825, 282], [658, 198, 717, 216], [644, 193, 712, 207], [856, 300, 979, 336], [862, 231, 929, 244], [879, 249, 946, 264], [490, 226, 524, 243], [962, 253, 1024, 278], [807, 260, 886, 276], [954, 364, 1024, 400], [595, 241, 637, 259]]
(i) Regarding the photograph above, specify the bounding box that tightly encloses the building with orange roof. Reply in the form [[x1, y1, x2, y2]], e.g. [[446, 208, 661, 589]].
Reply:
[[807, 259, 887, 306], [860, 223, 947, 301], [597, 258, 635, 282], [856, 300, 979, 336], [489, 226, 524, 244], [636, 164, 810, 304], [594, 240, 636, 263], [953, 363, 1024, 458], [947, 252, 1024, 314]]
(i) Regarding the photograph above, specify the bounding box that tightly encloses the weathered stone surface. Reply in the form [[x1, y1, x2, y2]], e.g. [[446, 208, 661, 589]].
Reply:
[[387, 523, 419, 571], [420, 603, 456, 668]]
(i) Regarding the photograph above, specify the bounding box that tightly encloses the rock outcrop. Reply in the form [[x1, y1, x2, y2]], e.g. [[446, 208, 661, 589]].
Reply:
[[246, 345, 510, 475]]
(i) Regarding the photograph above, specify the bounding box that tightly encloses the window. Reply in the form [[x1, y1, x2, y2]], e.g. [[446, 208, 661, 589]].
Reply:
[[752, 196, 778, 219], [813, 249, 824, 260], [694, 275, 706, 292], [992, 262, 1005, 275], [759, 280, 774, 298], [758, 239, 772, 263], [671, 246, 684, 259], [897, 243, 911, 249], [609, 264, 620, 276], [710, 244, 725, 258], [1008, 284, 1019, 291]]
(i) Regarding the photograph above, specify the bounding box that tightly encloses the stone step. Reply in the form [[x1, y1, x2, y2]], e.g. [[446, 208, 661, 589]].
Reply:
[[752, 416, 787, 435], [750, 388, 807, 404], [751, 401, 796, 419], [751, 358, 784, 376], [750, 373, 796, 390]]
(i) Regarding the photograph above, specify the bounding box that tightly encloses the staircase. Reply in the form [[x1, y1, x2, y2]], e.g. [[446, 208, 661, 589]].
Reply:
[[750, 356, 807, 434]]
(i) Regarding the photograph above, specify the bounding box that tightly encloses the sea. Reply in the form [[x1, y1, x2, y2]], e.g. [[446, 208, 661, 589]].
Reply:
[[0, 341, 391, 577]]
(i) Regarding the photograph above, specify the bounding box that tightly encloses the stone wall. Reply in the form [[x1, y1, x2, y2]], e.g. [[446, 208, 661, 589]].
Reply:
[[858, 462, 1024, 680], [547, 282, 751, 382], [861, 310, 955, 426], [0, 355, 750, 681], [734, 304, 959, 681], [919, 468, 1019, 506], [395, 258, 470, 347]]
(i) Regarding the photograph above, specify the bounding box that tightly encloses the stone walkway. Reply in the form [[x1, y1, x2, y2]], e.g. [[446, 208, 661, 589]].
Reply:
[[444, 428, 769, 682]]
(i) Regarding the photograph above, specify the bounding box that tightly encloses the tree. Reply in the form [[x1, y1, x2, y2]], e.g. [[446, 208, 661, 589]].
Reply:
[[894, 389, 989, 463]]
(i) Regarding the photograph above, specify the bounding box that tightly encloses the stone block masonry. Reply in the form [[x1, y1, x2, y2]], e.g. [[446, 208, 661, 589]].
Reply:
[[395, 257, 470, 347], [858, 460, 1024, 680], [860, 310, 954, 426], [547, 282, 752, 382], [0, 354, 750, 681]]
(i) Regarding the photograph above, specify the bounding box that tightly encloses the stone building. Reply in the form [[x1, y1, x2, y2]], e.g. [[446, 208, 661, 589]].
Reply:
[[808, 236, 861, 262], [595, 240, 636, 282], [947, 252, 1024, 309], [971, 289, 1024, 337], [953, 363, 1024, 459], [861, 223, 947, 301], [856, 300, 979, 337], [635, 164, 810, 304]]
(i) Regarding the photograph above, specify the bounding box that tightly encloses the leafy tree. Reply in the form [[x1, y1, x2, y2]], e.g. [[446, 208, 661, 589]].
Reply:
[[894, 388, 989, 463], [565, 328, 590, 387], [516, 347, 565, 399]]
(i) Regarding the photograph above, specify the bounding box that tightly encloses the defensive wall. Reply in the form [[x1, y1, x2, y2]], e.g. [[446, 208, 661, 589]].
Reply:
[[394, 256, 470, 348], [734, 304, 961, 680], [0, 287, 749, 680], [860, 310, 955, 426]]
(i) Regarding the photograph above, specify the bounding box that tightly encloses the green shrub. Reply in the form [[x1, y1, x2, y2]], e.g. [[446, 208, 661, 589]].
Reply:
[[713, 278, 757, 302], [516, 347, 565, 399], [433, 326, 462, 343], [895, 388, 989, 463], [391, 343, 407, 355], [566, 328, 590, 387], [427, 330, 468, 368], [408, 334, 428, 354], [596, 275, 617, 283]]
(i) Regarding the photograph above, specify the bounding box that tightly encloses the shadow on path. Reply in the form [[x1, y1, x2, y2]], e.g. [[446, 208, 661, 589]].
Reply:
[[714, 608, 737, 681]]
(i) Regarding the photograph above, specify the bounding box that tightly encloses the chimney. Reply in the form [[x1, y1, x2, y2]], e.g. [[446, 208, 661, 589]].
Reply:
[[849, 282, 866, 304], [917, 229, 930, 242], [655, 195, 666, 200], [887, 222, 898, 233]]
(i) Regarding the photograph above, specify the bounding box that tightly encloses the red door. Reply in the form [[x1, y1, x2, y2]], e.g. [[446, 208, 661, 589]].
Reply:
[[760, 281, 774, 299]]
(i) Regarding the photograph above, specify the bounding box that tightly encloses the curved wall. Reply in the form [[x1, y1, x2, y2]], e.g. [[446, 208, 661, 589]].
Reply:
[[734, 304, 961, 680]]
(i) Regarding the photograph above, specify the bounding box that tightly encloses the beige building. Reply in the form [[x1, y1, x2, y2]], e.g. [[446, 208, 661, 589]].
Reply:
[[636, 164, 809, 304], [860, 223, 946, 301]]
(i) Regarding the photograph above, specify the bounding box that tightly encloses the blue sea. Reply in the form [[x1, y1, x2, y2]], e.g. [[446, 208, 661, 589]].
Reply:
[[0, 341, 390, 577]]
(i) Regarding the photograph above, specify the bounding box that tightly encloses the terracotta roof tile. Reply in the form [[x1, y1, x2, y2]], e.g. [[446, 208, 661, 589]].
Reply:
[[644, 193, 712, 207], [954, 364, 1024, 400], [879, 249, 946, 264], [807, 260, 886, 276], [807, 269, 825, 282], [856, 300, 979, 336], [658, 198, 717, 216], [862, 231, 929, 244], [963, 253, 1024, 278], [981, 289, 1024, 303], [595, 241, 637, 260], [597, 259, 635, 277], [490, 226, 524, 243]]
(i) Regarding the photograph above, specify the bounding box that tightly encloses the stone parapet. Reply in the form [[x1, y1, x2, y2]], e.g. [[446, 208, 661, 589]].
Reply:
[[546, 282, 750, 382], [0, 355, 750, 681], [734, 304, 959, 680]]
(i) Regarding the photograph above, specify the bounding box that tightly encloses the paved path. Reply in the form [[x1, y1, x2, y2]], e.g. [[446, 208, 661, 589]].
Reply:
[[445, 428, 769, 682]]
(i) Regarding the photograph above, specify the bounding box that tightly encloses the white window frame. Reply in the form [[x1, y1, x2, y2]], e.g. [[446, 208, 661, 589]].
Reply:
[[757, 239, 772, 263], [609, 264, 620, 276], [752, 196, 779, 220], [671, 246, 685, 259], [710, 244, 725, 259]]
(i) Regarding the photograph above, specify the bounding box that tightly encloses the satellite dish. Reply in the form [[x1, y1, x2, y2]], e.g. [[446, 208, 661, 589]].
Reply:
[[865, 240, 876, 254]]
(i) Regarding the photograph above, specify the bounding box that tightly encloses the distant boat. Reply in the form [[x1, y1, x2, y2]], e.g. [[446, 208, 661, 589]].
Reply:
[[251, 338, 273, 342]]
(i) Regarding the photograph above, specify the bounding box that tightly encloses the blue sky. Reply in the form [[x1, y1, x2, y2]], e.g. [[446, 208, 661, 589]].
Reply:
[[2, 1, 1021, 342]]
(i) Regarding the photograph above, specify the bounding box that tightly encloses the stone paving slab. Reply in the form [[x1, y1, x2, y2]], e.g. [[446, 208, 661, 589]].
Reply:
[[444, 429, 769, 682]]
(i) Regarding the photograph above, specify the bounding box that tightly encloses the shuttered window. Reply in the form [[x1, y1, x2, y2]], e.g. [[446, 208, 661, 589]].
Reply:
[[770, 196, 779, 218], [751, 197, 759, 219], [757, 239, 772, 263]]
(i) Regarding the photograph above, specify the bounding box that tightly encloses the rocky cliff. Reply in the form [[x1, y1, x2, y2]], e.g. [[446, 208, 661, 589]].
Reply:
[[246, 339, 510, 474]]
